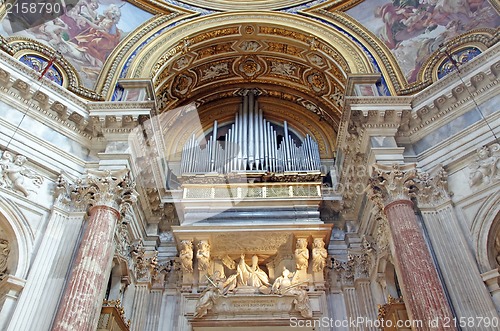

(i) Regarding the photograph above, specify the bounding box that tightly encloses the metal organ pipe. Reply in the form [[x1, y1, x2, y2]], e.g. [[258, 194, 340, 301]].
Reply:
[[180, 91, 321, 176]]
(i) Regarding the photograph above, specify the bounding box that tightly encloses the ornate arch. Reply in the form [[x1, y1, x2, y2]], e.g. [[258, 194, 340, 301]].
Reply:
[[474, 191, 500, 273]]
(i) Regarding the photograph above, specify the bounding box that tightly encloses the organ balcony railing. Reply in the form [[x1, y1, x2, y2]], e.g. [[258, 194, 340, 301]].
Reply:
[[97, 300, 130, 331]]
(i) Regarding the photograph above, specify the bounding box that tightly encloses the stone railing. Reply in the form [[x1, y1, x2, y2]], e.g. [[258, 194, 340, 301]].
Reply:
[[182, 182, 322, 200]]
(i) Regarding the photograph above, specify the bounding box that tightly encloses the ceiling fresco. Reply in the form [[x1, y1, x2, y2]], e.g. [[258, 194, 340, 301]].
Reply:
[[0, 0, 154, 89], [346, 0, 500, 83]]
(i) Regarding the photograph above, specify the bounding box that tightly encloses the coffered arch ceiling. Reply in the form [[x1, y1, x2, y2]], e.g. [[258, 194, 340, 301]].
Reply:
[[123, 12, 374, 157]]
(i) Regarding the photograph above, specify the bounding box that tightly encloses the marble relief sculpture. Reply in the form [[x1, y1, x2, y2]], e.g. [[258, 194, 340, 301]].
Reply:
[[236, 254, 271, 288], [196, 240, 211, 271], [194, 271, 224, 318], [295, 238, 309, 270], [179, 240, 194, 273], [312, 238, 328, 272], [469, 143, 499, 188], [194, 256, 313, 319], [0, 151, 43, 197], [0, 239, 9, 279]]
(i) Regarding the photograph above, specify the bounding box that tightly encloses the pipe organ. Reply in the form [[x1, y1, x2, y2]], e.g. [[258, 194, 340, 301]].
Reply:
[[180, 91, 321, 175]]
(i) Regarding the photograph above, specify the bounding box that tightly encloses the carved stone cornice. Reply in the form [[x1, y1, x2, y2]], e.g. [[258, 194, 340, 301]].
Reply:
[[367, 163, 418, 209], [70, 169, 138, 215]]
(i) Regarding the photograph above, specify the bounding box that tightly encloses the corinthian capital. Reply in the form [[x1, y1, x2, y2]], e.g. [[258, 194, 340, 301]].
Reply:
[[413, 165, 451, 209], [367, 163, 417, 208], [72, 169, 138, 215]]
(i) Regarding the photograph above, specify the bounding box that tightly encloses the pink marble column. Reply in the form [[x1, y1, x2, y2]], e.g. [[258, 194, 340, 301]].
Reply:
[[369, 164, 456, 331], [52, 169, 136, 331]]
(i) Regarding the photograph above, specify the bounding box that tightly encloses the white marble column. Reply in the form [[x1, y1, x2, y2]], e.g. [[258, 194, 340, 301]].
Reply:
[[343, 287, 362, 331], [7, 206, 84, 331], [158, 289, 179, 331]]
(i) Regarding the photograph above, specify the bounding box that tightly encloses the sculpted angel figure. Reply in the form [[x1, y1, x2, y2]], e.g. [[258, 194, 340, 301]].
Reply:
[[1, 153, 43, 197], [312, 238, 328, 272], [179, 240, 193, 273], [295, 238, 309, 270], [469, 144, 499, 187], [194, 271, 224, 318], [197, 240, 211, 271]]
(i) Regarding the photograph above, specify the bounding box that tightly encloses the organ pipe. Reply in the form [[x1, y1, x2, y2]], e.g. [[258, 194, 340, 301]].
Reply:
[[180, 90, 321, 175]]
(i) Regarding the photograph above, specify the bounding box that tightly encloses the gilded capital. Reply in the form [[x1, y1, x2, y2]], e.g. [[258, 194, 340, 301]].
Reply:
[[72, 169, 138, 215], [367, 163, 417, 208]]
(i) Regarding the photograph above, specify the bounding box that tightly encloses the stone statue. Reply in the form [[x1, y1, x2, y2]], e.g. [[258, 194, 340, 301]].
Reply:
[[295, 238, 309, 270], [271, 267, 312, 318], [197, 240, 211, 271], [179, 240, 193, 273], [312, 238, 328, 272], [469, 144, 499, 188], [271, 267, 294, 294], [194, 271, 224, 318], [0, 152, 43, 197], [236, 254, 271, 288], [0, 239, 9, 278]]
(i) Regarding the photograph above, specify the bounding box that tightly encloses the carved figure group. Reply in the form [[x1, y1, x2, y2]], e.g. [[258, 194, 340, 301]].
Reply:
[[0, 151, 43, 197]]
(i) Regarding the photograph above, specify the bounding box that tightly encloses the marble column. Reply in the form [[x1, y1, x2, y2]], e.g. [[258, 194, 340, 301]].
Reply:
[[368, 163, 456, 331], [52, 169, 137, 331]]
